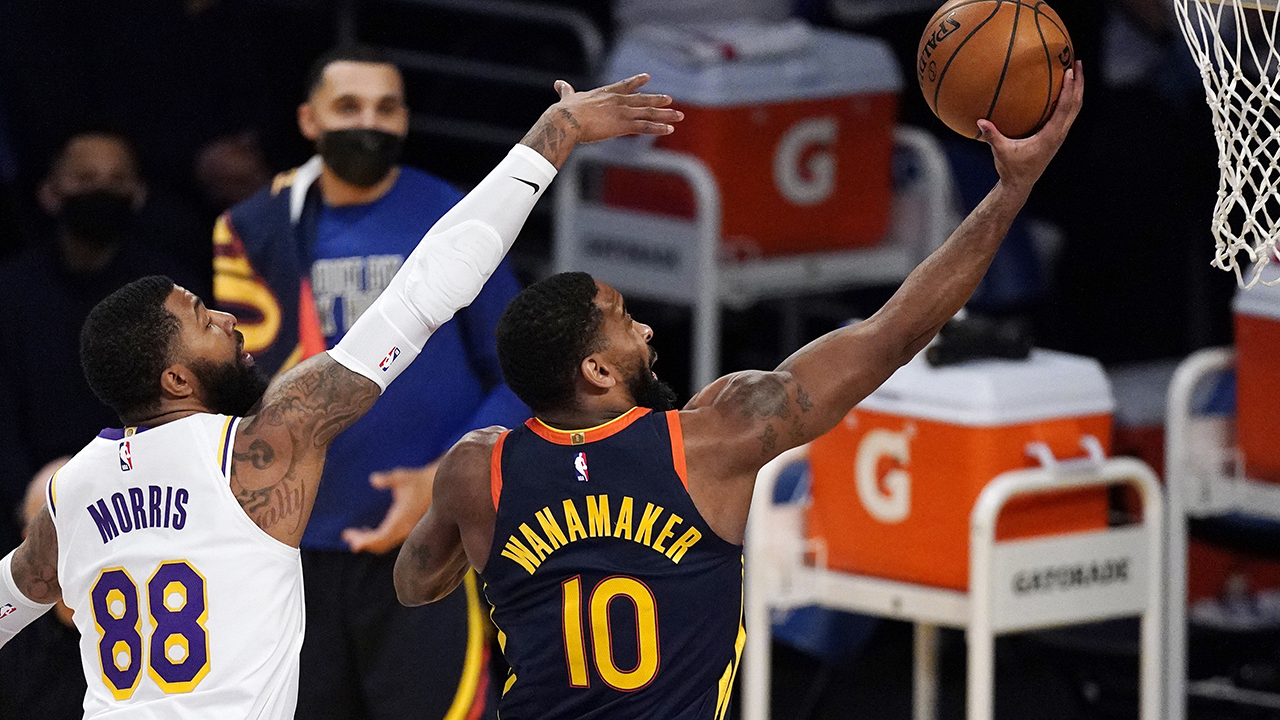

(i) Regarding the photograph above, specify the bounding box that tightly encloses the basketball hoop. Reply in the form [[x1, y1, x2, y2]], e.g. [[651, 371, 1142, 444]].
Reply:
[[1175, 0, 1280, 287]]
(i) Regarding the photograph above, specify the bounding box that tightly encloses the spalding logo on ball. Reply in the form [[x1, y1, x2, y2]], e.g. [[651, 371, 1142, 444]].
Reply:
[[918, 0, 1074, 139]]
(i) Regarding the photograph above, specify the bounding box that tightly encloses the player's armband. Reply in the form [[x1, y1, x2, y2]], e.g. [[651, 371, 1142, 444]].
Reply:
[[0, 550, 55, 649], [330, 144, 556, 391]]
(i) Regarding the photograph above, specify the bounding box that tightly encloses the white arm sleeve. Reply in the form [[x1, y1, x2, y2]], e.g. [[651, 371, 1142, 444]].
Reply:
[[0, 550, 55, 649], [329, 144, 557, 391]]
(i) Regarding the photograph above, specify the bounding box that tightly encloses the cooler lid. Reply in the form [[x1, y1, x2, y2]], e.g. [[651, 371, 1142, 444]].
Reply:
[[857, 349, 1114, 426], [606, 24, 903, 106], [1234, 263, 1280, 320]]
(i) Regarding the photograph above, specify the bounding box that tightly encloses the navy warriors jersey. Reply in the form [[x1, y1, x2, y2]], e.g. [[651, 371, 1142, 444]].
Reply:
[[482, 408, 745, 720], [47, 414, 304, 719]]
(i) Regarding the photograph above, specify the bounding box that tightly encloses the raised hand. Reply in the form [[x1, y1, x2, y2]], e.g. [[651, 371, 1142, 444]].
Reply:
[[341, 461, 439, 554], [977, 60, 1084, 195], [521, 73, 685, 169]]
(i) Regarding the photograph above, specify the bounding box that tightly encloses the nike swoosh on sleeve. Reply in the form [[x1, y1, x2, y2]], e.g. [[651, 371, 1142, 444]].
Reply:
[[510, 176, 540, 194]]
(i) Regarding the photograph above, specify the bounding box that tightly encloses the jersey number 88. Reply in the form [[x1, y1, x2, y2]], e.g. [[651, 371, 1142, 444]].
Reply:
[[90, 560, 211, 699]]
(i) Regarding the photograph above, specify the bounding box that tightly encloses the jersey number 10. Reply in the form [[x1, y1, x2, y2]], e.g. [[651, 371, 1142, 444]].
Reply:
[[561, 575, 659, 691], [90, 559, 211, 700]]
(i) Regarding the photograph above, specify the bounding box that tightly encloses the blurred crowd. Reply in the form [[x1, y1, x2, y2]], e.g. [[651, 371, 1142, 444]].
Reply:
[[0, 1, 1258, 719]]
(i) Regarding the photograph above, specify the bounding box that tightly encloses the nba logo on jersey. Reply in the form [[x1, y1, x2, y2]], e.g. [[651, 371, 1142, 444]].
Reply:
[[0, 603, 16, 621], [574, 452, 589, 482], [118, 441, 133, 471], [379, 346, 401, 372]]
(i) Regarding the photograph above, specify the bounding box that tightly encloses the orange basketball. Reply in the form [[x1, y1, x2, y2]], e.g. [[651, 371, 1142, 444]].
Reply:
[[917, 0, 1074, 139]]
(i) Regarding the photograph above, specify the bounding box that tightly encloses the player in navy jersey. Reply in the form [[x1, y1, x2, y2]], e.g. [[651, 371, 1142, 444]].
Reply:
[[395, 63, 1085, 719]]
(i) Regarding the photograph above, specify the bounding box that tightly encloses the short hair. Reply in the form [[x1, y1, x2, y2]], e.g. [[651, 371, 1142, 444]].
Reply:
[[304, 43, 397, 98], [80, 276, 182, 421], [496, 272, 605, 414], [49, 124, 141, 176]]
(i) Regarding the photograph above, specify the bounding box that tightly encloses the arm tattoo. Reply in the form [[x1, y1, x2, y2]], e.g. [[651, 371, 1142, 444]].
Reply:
[[231, 355, 378, 536], [13, 510, 60, 604], [727, 372, 814, 460], [521, 108, 578, 166]]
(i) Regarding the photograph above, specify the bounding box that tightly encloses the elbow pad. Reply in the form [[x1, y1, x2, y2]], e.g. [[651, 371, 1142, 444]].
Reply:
[[0, 550, 55, 649], [330, 144, 556, 391]]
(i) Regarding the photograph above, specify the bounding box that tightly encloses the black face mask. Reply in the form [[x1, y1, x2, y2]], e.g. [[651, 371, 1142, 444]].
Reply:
[[58, 191, 135, 246], [317, 129, 404, 188]]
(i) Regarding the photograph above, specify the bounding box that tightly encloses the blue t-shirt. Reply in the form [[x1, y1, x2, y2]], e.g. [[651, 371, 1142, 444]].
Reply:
[[302, 167, 529, 550]]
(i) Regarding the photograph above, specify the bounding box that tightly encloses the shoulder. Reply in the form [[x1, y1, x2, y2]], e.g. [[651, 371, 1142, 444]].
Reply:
[[683, 369, 790, 415], [223, 170, 301, 236], [441, 426, 508, 471], [435, 426, 508, 512]]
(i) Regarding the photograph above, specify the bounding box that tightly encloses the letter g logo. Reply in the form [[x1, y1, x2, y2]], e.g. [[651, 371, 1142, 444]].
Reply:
[[855, 428, 911, 523], [773, 117, 838, 206]]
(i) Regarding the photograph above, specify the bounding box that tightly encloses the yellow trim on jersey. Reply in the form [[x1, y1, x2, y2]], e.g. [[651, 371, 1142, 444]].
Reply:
[[442, 572, 487, 720], [146, 560, 212, 694], [488, 595, 517, 698], [47, 469, 61, 515], [715, 561, 747, 720], [216, 416, 235, 473]]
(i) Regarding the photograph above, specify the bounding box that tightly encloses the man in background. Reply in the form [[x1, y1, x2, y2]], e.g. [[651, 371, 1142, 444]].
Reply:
[[0, 130, 206, 549], [213, 45, 527, 719]]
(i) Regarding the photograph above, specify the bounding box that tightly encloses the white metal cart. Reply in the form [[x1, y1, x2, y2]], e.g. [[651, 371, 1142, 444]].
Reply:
[[1165, 348, 1280, 719], [743, 443, 1165, 720], [552, 127, 955, 391]]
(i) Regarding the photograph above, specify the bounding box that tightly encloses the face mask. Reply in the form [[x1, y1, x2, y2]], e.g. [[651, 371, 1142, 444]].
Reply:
[[58, 190, 135, 245], [317, 129, 404, 188]]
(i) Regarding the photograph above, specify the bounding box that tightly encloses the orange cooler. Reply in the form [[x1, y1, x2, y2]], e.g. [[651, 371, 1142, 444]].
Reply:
[[807, 350, 1113, 591], [1234, 264, 1280, 483], [604, 28, 902, 256]]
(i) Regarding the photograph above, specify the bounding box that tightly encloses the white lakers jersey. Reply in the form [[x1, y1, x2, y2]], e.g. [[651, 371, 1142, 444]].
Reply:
[[48, 414, 304, 719]]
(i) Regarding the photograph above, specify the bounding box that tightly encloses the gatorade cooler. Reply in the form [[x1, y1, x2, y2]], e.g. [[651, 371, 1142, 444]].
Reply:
[[603, 26, 902, 256], [807, 349, 1113, 591], [1234, 264, 1280, 484]]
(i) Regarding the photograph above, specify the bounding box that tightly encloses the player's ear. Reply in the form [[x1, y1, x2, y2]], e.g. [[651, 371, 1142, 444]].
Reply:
[[298, 102, 320, 142], [159, 363, 197, 402], [580, 354, 616, 392]]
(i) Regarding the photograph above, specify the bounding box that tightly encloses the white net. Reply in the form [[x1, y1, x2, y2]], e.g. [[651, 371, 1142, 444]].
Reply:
[[1176, 0, 1280, 287]]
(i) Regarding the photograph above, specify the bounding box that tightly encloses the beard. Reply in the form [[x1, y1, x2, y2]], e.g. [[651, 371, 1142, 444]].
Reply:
[[188, 356, 270, 418], [623, 349, 677, 411]]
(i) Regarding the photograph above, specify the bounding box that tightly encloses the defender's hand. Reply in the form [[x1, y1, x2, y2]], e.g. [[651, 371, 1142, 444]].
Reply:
[[978, 60, 1084, 195], [552, 74, 683, 143], [522, 74, 684, 168], [342, 461, 439, 554]]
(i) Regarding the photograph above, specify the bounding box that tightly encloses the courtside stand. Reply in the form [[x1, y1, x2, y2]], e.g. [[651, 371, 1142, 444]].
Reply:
[[1165, 270, 1280, 719], [742, 352, 1164, 720]]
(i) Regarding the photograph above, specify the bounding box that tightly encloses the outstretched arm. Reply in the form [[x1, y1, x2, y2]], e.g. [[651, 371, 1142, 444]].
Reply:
[[681, 62, 1085, 541], [0, 506, 59, 648], [232, 76, 682, 546]]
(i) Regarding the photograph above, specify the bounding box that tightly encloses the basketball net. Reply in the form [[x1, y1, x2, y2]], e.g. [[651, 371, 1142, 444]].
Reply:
[[1176, 0, 1280, 287]]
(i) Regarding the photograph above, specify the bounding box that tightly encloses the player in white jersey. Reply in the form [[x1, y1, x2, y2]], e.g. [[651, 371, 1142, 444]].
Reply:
[[0, 74, 682, 719]]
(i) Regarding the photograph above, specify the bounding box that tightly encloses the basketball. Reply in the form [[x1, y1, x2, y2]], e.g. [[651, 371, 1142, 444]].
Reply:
[[917, 0, 1074, 139]]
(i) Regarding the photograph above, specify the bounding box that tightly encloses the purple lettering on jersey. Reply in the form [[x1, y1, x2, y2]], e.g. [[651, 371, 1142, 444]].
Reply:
[[173, 489, 189, 530], [129, 488, 148, 530], [148, 486, 163, 528], [111, 493, 133, 533], [87, 500, 120, 544]]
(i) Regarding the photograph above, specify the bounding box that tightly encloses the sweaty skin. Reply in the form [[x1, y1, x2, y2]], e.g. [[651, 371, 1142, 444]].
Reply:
[[9, 73, 684, 603], [395, 62, 1087, 606]]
